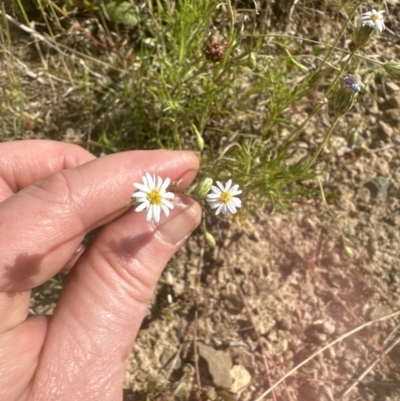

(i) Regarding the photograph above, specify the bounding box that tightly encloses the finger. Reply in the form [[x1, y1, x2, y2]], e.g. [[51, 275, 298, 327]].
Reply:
[[30, 195, 201, 400], [0, 150, 199, 292], [61, 244, 86, 272], [0, 315, 49, 401], [0, 140, 96, 201], [0, 141, 95, 333]]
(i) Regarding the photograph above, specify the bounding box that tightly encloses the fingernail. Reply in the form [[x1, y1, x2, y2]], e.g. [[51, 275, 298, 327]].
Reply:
[[158, 200, 200, 245]]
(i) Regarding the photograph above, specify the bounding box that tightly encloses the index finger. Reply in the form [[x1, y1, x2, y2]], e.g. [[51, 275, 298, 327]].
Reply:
[[0, 140, 96, 200], [0, 150, 199, 291]]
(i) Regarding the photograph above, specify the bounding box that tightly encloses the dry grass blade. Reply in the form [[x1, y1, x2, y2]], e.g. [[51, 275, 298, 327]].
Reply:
[[342, 334, 400, 398], [253, 310, 400, 401]]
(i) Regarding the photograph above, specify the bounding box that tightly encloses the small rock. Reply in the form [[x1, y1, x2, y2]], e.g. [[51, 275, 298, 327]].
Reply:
[[384, 81, 400, 93], [198, 343, 232, 389], [283, 350, 294, 361], [383, 92, 400, 109], [313, 319, 336, 335], [383, 108, 400, 123], [365, 176, 390, 201], [204, 386, 218, 401], [277, 317, 292, 331], [229, 365, 251, 393], [311, 331, 327, 344], [356, 187, 371, 205], [378, 120, 394, 139], [369, 305, 392, 320]]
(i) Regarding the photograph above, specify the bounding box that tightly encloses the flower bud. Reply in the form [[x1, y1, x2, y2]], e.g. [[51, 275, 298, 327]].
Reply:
[[384, 62, 400, 81], [344, 245, 354, 258], [191, 124, 204, 151], [334, 87, 357, 117], [353, 26, 374, 49], [247, 52, 257, 70], [196, 177, 213, 199], [333, 72, 364, 115], [205, 231, 216, 248]]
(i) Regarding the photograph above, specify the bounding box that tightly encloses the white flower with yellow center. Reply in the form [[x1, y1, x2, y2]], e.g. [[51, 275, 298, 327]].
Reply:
[[132, 173, 174, 223], [206, 179, 242, 215], [360, 9, 385, 32]]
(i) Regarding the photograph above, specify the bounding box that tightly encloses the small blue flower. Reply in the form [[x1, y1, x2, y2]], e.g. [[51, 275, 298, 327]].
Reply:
[[343, 73, 365, 93]]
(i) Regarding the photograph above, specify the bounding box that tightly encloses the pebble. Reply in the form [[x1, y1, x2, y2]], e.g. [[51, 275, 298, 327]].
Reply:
[[378, 120, 394, 139], [365, 176, 390, 201]]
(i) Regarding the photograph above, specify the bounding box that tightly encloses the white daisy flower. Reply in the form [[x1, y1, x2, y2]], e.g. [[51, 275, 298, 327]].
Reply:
[[132, 173, 174, 223], [360, 9, 385, 32], [206, 179, 242, 215]]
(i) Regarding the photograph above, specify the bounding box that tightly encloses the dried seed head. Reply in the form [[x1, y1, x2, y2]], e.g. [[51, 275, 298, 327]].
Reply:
[[203, 37, 227, 63]]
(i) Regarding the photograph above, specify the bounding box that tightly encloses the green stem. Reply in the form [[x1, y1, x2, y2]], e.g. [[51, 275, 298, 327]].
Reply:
[[311, 0, 364, 78], [225, 0, 234, 38], [305, 116, 340, 170]]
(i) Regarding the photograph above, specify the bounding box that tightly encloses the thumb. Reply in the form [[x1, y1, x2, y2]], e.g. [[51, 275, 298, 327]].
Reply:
[[30, 195, 201, 401]]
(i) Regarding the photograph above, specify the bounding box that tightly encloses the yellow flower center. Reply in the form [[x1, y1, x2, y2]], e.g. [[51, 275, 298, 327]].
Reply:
[[147, 190, 162, 205], [371, 13, 379, 22], [219, 192, 232, 204]]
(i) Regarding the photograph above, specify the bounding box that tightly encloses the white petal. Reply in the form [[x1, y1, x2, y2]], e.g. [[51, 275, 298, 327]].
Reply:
[[146, 206, 154, 222], [362, 20, 375, 28], [225, 179, 232, 191], [134, 198, 148, 205], [161, 204, 170, 217], [209, 185, 222, 194], [162, 199, 174, 209], [146, 173, 155, 189], [156, 175, 163, 190], [231, 197, 242, 207], [215, 203, 224, 215], [376, 20, 385, 31], [135, 201, 150, 212], [360, 13, 372, 19], [207, 193, 222, 200], [134, 183, 150, 192], [230, 190, 242, 197], [216, 181, 225, 191], [142, 174, 150, 188], [132, 190, 148, 198], [153, 205, 161, 223], [161, 177, 171, 191], [163, 192, 175, 199], [227, 203, 237, 214], [210, 201, 221, 210], [221, 204, 230, 214], [229, 187, 242, 196]]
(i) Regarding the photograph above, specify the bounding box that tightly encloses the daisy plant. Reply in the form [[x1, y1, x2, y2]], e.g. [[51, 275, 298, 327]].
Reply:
[[132, 173, 175, 223]]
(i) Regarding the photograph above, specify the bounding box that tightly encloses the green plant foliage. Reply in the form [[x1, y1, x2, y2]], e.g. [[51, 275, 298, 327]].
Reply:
[[0, 0, 391, 218]]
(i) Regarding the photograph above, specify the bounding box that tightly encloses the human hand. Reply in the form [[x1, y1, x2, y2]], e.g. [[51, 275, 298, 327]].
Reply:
[[0, 140, 201, 401]]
